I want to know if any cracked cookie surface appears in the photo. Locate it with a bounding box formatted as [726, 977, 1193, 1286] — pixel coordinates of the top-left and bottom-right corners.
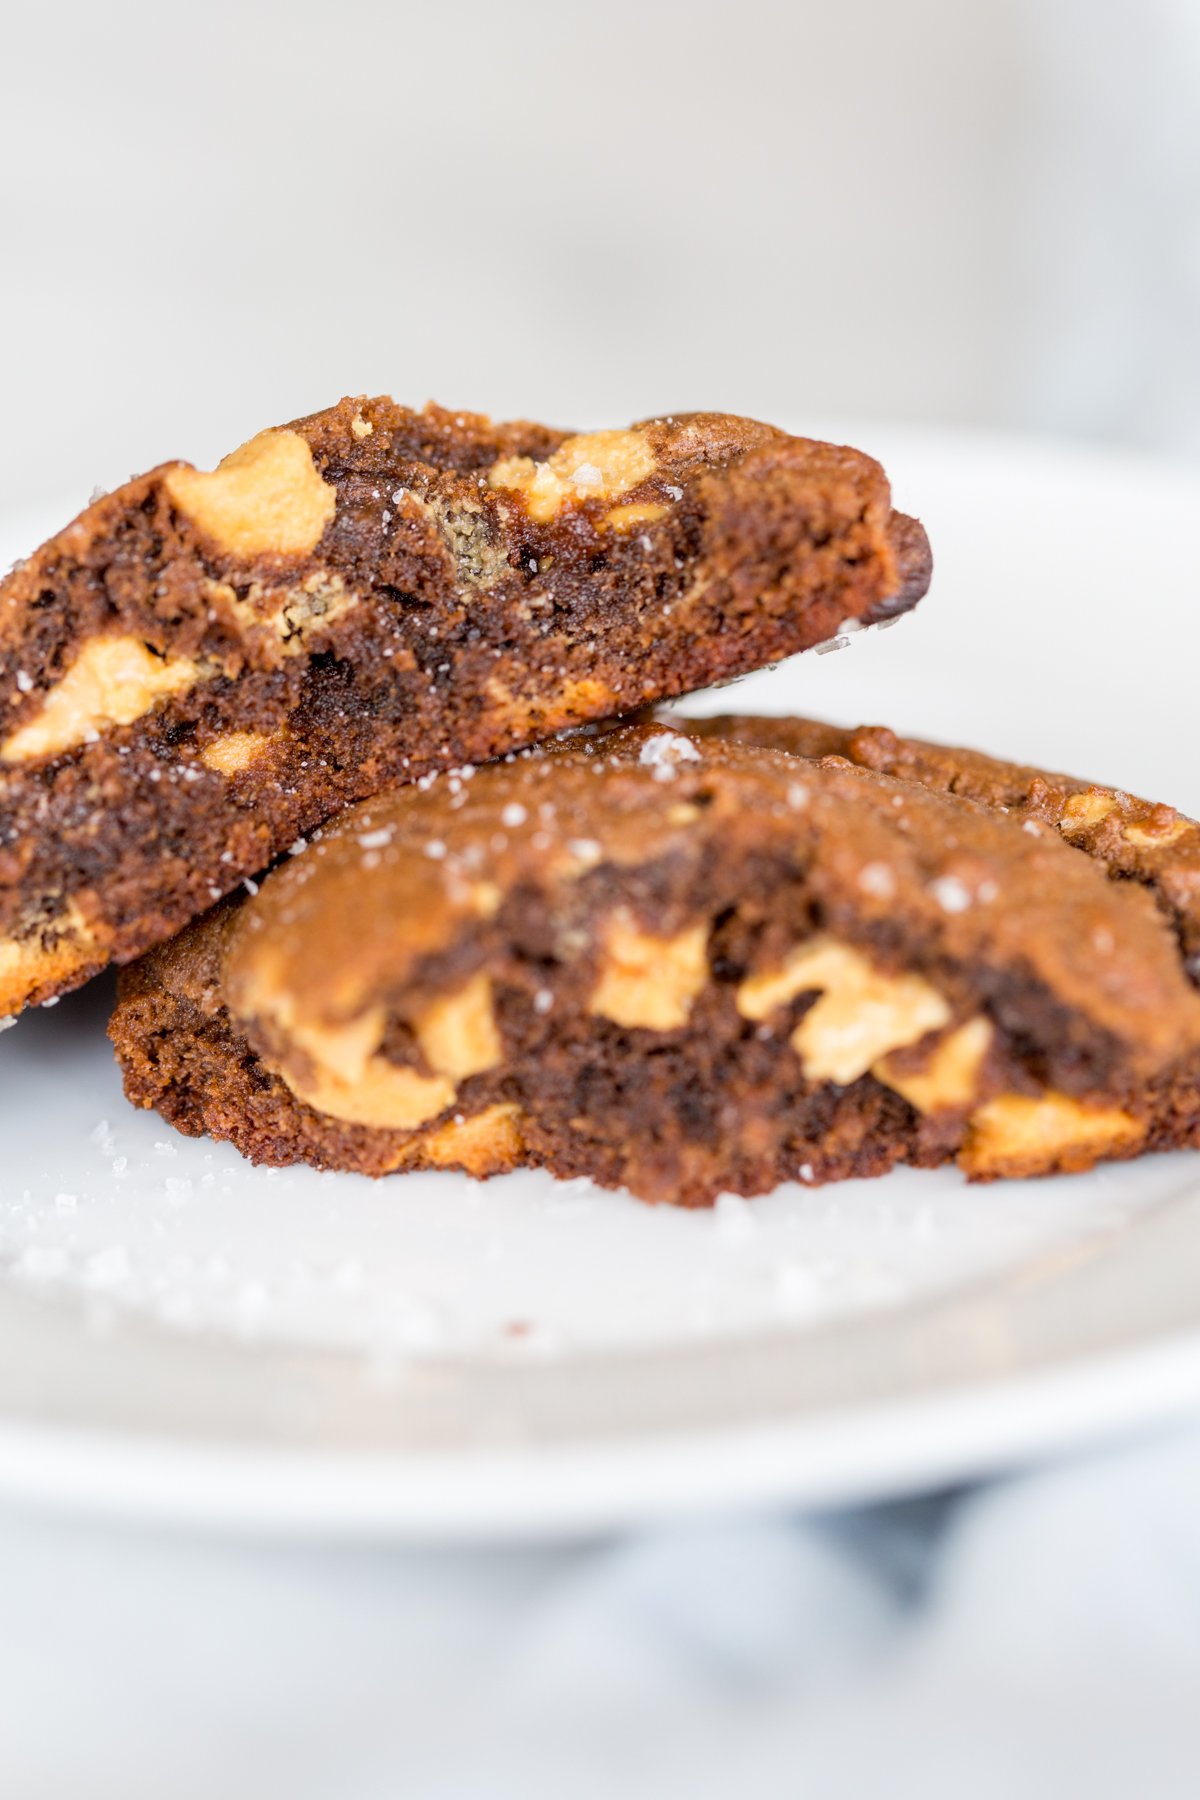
[672, 712, 1200, 974]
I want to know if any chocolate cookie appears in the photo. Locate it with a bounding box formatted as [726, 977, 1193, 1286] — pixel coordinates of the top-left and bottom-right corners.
[110, 723, 1200, 1205]
[0, 401, 929, 1018]
[672, 713, 1200, 974]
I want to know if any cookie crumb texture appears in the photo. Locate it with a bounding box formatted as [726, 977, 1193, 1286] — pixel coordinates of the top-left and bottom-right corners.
[0, 401, 930, 1016]
[110, 725, 1200, 1206]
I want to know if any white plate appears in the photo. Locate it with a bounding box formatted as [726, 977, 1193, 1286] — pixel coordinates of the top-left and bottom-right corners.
[3, 428, 1200, 1540]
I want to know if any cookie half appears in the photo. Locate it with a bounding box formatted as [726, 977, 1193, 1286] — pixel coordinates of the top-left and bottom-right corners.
[0, 402, 929, 1017]
[110, 724, 1200, 1204]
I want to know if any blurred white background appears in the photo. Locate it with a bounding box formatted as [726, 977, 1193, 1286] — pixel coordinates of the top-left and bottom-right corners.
[2, 0, 1197, 516]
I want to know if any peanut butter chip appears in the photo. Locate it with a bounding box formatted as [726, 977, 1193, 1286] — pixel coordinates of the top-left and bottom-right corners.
[0, 902, 99, 1014]
[1, 637, 199, 764]
[875, 1017, 993, 1113]
[604, 501, 669, 533]
[246, 1001, 452, 1131]
[1124, 816, 1191, 849]
[483, 674, 620, 733]
[960, 1092, 1144, 1177]
[271, 1006, 454, 1132]
[200, 730, 276, 775]
[392, 1103, 526, 1177]
[589, 911, 709, 1031]
[738, 938, 951, 1085]
[1059, 792, 1117, 833]
[413, 974, 502, 1080]
[285, 1056, 455, 1133]
[489, 430, 657, 523]
[737, 947, 827, 1022]
[164, 429, 336, 559]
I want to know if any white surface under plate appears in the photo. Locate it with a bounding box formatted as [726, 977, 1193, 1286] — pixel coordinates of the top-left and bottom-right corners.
[3, 427, 1200, 1539]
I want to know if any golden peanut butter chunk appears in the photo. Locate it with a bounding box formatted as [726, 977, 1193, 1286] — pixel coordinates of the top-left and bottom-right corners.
[413, 973, 503, 1081]
[164, 429, 337, 559]
[959, 1091, 1144, 1177]
[283, 1055, 455, 1132]
[390, 1103, 527, 1177]
[1124, 816, 1191, 849]
[1, 637, 199, 764]
[199, 730, 277, 775]
[271, 1006, 456, 1131]
[1058, 791, 1117, 833]
[738, 937, 950, 1085]
[0, 902, 102, 1015]
[250, 976, 502, 1132]
[875, 1017, 994, 1114]
[482, 674, 622, 734]
[604, 501, 669, 532]
[588, 911, 709, 1031]
[737, 946, 828, 1022]
[489, 430, 656, 523]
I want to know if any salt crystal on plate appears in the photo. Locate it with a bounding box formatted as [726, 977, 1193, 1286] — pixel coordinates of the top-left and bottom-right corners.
[88, 1119, 116, 1152]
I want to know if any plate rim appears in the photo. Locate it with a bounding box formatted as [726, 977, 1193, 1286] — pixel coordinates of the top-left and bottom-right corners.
[2, 1165, 1200, 1537]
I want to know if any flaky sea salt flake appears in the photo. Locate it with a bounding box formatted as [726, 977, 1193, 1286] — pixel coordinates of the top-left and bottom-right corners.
[88, 1119, 116, 1152]
[858, 862, 896, 899]
[931, 875, 972, 914]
